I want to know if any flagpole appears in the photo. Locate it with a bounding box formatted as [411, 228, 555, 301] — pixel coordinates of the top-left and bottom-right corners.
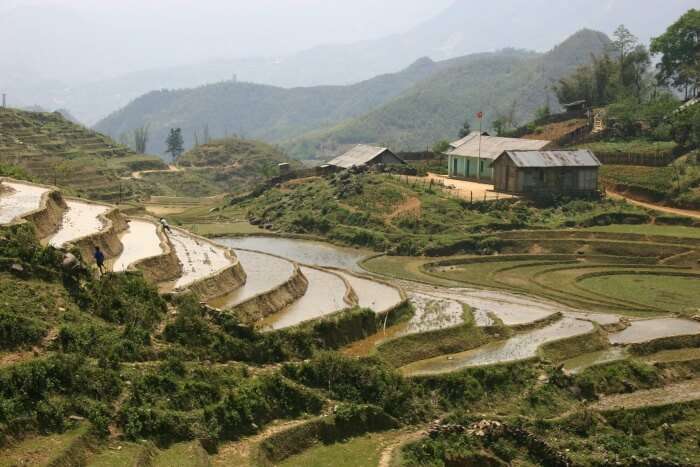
[477, 112, 483, 181]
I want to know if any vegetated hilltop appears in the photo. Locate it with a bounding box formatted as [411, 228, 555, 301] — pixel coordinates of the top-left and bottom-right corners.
[286, 29, 611, 159]
[242, 171, 648, 255]
[94, 30, 609, 159]
[94, 56, 448, 156]
[0, 107, 166, 202]
[138, 137, 300, 197]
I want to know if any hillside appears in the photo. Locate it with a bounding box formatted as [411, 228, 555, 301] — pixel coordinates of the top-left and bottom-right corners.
[136, 137, 300, 197]
[94, 57, 450, 156]
[287, 29, 611, 158]
[0, 107, 166, 202]
[96, 30, 609, 159]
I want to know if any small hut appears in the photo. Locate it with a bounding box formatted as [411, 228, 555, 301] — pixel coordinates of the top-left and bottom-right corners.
[493, 150, 601, 194]
[327, 145, 405, 169]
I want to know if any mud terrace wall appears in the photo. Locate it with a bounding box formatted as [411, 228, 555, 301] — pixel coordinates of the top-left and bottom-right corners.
[169, 229, 248, 302]
[128, 219, 183, 284]
[24, 190, 67, 239]
[230, 264, 308, 324]
[68, 203, 128, 262]
[0, 177, 67, 237]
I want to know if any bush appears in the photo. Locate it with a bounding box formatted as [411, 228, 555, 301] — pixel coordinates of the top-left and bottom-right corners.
[0, 311, 47, 350]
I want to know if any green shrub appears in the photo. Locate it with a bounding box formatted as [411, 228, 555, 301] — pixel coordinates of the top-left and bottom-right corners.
[0, 311, 47, 350]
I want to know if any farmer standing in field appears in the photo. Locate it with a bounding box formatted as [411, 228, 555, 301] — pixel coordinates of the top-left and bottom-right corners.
[93, 245, 106, 276]
[160, 217, 173, 234]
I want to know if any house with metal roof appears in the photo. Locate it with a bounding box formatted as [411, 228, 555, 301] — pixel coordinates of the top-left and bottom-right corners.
[446, 135, 551, 181]
[492, 149, 601, 194]
[327, 144, 405, 169]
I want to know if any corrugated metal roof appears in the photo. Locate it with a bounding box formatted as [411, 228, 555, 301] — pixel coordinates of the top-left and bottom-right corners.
[502, 150, 601, 168]
[328, 144, 395, 169]
[448, 135, 551, 160]
[449, 131, 489, 149]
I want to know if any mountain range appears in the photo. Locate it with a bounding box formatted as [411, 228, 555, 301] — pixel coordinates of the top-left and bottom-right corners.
[95, 29, 611, 159]
[1, 0, 693, 124]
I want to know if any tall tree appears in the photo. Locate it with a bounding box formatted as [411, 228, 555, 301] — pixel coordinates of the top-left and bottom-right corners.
[132, 124, 150, 154]
[165, 128, 184, 160]
[611, 25, 638, 77]
[651, 9, 700, 99]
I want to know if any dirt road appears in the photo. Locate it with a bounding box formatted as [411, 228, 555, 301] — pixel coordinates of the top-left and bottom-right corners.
[607, 190, 700, 220]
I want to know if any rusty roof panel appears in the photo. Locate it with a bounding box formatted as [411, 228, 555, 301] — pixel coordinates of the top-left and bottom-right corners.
[503, 150, 601, 168]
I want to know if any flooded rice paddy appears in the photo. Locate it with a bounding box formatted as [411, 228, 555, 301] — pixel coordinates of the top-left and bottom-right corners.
[170, 229, 233, 290]
[216, 236, 371, 272]
[401, 317, 594, 375]
[400, 293, 469, 336]
[48, 200, 108, 248]
[259, 267, 349, 330]
[113, 220, 164, 272]
[0, 181, 49, 224]
[210, 250, 294, 309]
[562, 347, 629, 374]
[609, 318, 700, 345]
[336, 271, 403, 312]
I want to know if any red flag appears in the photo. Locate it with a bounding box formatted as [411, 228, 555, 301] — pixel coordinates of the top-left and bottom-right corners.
[476, 111, 483, 119]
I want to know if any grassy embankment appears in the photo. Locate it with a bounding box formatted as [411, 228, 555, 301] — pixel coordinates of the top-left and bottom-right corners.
[238, 172, 653, 255]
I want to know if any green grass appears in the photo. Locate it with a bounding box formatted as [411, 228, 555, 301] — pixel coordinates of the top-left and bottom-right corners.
[277, 431, 396, 467]
[578, 139, 678, 156]
[585, 224, 700, 238]
[87, 442, 151, 467]
[153, 442, 209, 467]
[0, 424, 89, 467]
[578, 273, 700, 316]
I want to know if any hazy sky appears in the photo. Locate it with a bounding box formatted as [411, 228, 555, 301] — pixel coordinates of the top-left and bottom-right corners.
[0, 0, 695, 86]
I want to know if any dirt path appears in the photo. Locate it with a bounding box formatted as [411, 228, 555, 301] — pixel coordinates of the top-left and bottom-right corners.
[591, 378, 700, 411]
[607, 190, 700, 220]
[131, 164, 181, 179]
[377, 429, 426, 467]
[387, 197, 421, 220]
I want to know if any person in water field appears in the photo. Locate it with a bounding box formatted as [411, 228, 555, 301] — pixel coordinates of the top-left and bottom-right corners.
[94, 245, 106, 275]
[160, 217, 173, 234]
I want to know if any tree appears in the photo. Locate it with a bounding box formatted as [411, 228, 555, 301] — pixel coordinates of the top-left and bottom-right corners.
[458, 118, 471, 138]
[491, 117, 506, 136]
[535, 105, 551, 121]
[165, 128, 184, 160]
[132, 124, 150, 154]
[611, 25, 638, 78]
[432, 140, 451, 154]
[651, 9, 700, 99]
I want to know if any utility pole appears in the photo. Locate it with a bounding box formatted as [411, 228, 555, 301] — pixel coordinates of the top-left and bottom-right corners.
[1, 93, 6, 108]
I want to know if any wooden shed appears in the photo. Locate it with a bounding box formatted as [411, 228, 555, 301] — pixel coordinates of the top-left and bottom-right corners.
[493, 150, 601, 195]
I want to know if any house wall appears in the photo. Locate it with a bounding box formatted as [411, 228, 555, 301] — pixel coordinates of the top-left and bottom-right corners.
[448, 155, 493, 180]
[493, 158, 599, 194]
[374, 151, 405, 165]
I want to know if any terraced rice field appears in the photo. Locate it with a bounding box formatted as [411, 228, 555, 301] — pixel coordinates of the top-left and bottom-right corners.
[609, 318, 700, 344]
[48, 199, 108, 248]
[209, 250, 294, 309]
[260, 266, 349, 329]
[336, 271, 403, 313]
[169, 229, 233, 290]
[401, 317, 595, 375]
[0, 181, 49, 224]
[218, 236, 371, 272]
[112, 219, 164, 272]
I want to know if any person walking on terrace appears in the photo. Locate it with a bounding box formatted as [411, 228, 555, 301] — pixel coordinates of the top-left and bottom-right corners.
[93, 245, 106, 276]
[160, 217, 173, 234]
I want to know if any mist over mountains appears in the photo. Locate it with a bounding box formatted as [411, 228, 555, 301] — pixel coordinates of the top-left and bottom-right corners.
[96, 30, 610, 158]
[1, 0, 695, 124]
